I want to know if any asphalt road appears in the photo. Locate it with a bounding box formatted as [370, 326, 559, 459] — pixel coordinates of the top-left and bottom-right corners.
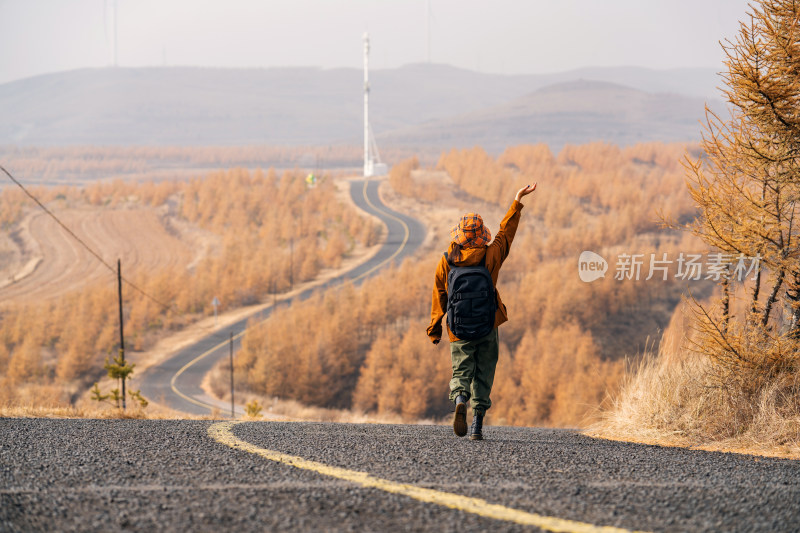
[1, 419, 798, 532]
[138, 178, 425, 416]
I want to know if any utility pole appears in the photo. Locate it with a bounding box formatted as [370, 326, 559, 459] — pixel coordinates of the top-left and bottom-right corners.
[117, 259, 126, 410]
[229, 332, 234, 419]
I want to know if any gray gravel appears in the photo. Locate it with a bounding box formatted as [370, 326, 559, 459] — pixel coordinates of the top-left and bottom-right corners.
[1, 418, 799, 532]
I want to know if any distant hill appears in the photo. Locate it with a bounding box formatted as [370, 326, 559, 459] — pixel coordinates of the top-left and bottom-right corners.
[381, 79, 715, 153]
[0, 65, 723, 151]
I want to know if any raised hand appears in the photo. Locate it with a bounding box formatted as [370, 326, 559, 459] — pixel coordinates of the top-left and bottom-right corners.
[515, 183, 537, 202]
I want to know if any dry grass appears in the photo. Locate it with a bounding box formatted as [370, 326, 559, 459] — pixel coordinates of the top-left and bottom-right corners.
[0, 397, 443, 426]
[240, 394, 430, 425]
[0, 402, 217, 420]
[588, 342, 800, 460]
[0, 382, 216, 420]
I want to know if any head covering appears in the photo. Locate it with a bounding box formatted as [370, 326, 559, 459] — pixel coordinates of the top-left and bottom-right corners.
[450, 213, 491, 248]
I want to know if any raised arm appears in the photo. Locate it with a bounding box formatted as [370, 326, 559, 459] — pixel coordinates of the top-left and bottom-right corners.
[489, 183, 538, 264]
[515, 183, 537, 203]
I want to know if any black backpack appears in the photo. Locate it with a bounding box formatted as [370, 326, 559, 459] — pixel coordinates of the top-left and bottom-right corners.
[445, 251, 497, 340]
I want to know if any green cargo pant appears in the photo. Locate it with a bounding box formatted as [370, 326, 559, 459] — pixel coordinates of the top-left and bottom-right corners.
[448, 328, 499, 415]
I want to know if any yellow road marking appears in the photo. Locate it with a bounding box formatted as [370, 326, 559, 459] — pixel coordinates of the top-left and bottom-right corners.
[208, 421, 646, 533]
[349, 178, 411, 283]
[170, 179, 413, 411]
[170, 333, 245, 411]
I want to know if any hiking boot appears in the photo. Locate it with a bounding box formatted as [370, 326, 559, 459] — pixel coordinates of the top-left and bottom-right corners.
[453, 394, 468, 437]
[469, 412, 484, 441]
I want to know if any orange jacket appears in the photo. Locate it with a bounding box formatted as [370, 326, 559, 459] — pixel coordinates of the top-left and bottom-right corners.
[427, 199, 524, 343]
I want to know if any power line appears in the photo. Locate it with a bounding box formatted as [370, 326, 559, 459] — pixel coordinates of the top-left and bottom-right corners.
[0, 164, 173, 311]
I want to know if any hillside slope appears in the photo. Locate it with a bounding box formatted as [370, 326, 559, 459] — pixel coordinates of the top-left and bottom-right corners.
[381, 79, 712, 152]
[0, 65, 720, 150]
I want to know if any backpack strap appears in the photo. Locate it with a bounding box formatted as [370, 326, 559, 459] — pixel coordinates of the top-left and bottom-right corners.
[443, 251, 453, 267]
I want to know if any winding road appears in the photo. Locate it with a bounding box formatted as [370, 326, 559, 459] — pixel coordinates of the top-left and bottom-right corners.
[138, 178, 425, 416]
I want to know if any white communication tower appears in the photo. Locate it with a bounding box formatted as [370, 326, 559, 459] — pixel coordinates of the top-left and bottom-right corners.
[363, 33, 387, 178]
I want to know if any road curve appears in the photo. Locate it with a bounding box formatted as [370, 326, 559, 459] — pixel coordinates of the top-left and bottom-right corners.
[1, 419, 798, 532]
[138, 179, 425, 415]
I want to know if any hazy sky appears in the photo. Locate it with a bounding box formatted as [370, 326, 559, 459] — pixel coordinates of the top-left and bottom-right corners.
[0, 0, 752, 85]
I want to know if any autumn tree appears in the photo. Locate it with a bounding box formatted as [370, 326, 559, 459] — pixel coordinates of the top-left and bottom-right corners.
[684, 0, 800, 405]
[0, 165, 372, 407]
[388, 156, 419, 197]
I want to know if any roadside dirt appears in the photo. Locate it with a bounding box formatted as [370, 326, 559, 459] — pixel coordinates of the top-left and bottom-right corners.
[584, 431, 800, 461]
